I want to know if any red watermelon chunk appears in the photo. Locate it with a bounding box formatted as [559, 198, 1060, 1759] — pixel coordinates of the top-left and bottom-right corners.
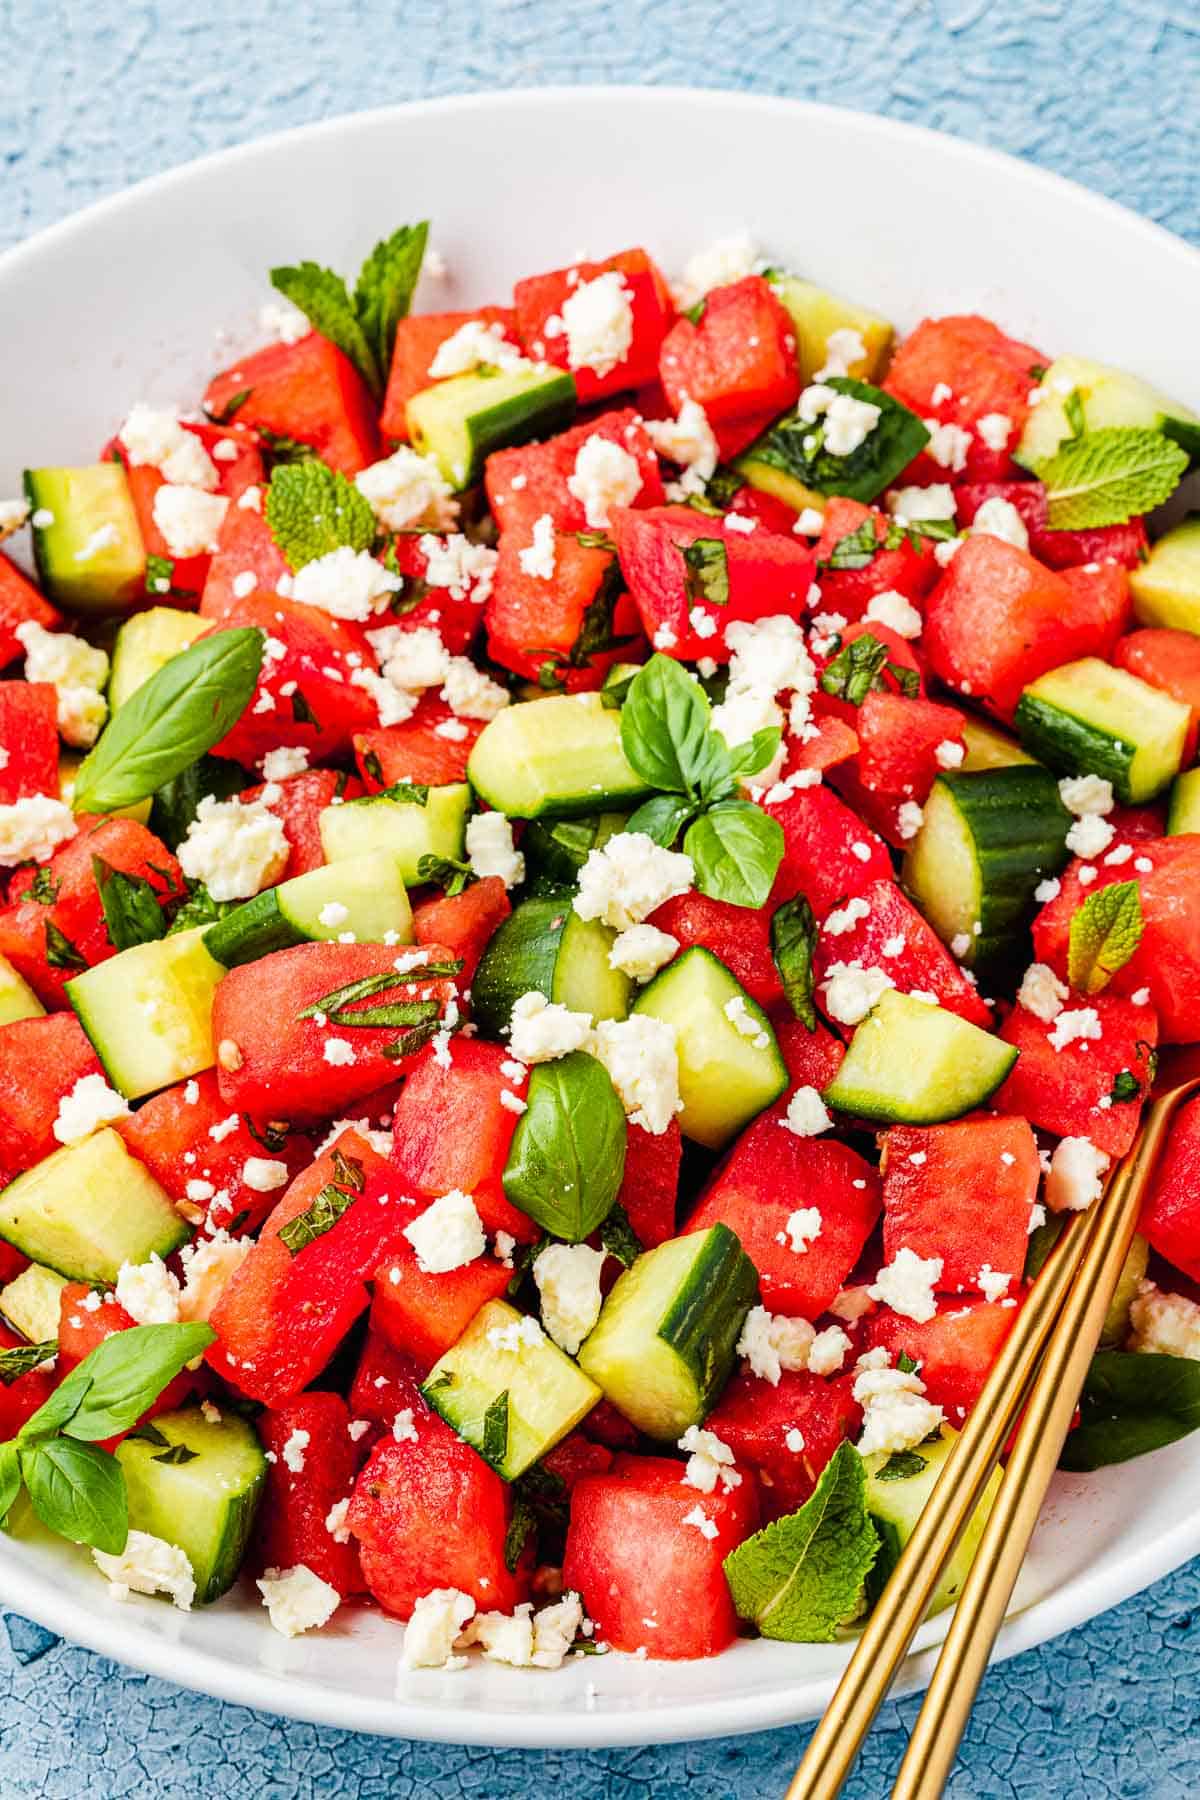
[486, 530, 639, 688]
[348, 1328, 426, 1434]
[993, 991, 1158, 1157]
[615, 1119, 681, 1251]
[852, 691, 967, 839]
[647, 888, 778, 1008]
[381, 306, 519, 442]
[354, 700, 484, 791]
[411, 878, 511, 990]
[253, 1390, 366, 1596]
[0, 682, 58, 804]
[881, 1117, 1040, 1295]
[954, 481, 1048, 535]
[204, 332, 379, 476]
[0, 1014, 104, 1177]
[769, 1010, 847, 1094]
[0, 1320, 58, 1438]
[513, 247, 675, 405]
[812, 498, 939, 622]
[659, 276, 799, 432]
[703, 1368, 862, 1519]
[485, 407, 665, 540]
[1113, 631, 1200, 764]
[812, 878, 992, 1030]
[1030, 517, 1149, 572]
[765, 779, 892, 920]
[0, 553, 60, 671]
[864, 1296, 1021, 1421]
[884, 315, 1044, 442]
[1140, 1094, 1200, 1283]
[372, 1218, 512, 1371]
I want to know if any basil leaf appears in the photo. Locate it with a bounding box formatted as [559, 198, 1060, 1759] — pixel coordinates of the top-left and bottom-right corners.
[624, 793, 700, 848]
[353, 222, 429, 397]
[20, 1437, 127, 1554]
[727, 727, 782, 783]
[152, 1443, 199, 1466]
[1059, 1351, 1200, 1471]
[44, 922, 86, 971]
[502, 1051, 628, 1241]
[56, 1323, 215, 1443]
[0, 1341, 57, 1386]
[278, 1182, 359, 1254]
[503, 1491, 537, 1571]
[168, 880, 240, 936]
[481, 1390, 510, 1469]
[150, 753, 254, 850]
[416, 853, 476, 897]
[599, 1201, 642, 1269]
[374, 780, 430, 808]
[379, 1021, 441, 1061]
[771, 895, 818, 1031]
[746, 378, 929, 505]
[684, 801, 784, 910]
[620, 653, 731, 801]
[820, 633, 892, 706]
[92, 857, 168, 952]
[72, 629, 265, 814]
[0, 1440, 20, 1526]
[680, 538, 730, 608]
[28, 866, 60, 905]
[1068, 880, 1144, 994]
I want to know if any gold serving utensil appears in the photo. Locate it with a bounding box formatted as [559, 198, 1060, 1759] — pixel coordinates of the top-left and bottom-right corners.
[786, 1042, 1200, 1800]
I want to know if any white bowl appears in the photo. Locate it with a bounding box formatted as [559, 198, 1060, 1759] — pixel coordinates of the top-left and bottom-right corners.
[1, 86, 1199, 1749]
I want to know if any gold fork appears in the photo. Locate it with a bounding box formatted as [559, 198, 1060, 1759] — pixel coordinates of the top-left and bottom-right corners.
[785, 1043, 1200, 1800]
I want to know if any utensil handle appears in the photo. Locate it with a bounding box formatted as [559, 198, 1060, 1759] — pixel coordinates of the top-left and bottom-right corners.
[891, 1096, 1183, 1800]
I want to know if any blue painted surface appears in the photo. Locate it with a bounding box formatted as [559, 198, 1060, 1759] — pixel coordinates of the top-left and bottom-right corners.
[2, 1, 1198, 1792]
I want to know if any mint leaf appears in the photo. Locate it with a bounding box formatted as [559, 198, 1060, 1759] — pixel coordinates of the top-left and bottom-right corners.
[72, 630, 265, 814]
[269, 260, 377, 393]
[297, 970, 441, 1029]
[502, 1051, 628, 1241]
[620, 653, 732, 802]
[723, 1441, 880, 1641]
[1067, 879, 1144, 994]
[745, 378, 929, 505]
[278, 1181, 359, 1255]
[819, 516, 878, 571]
[875, 1448, 929, 1482]
[417, 852, 477, 896]
[20, 1437, 127, 1554]
[265, 461, 377, 572]
[680, 538, 730, 608]
[1059, 1351, 1200, 1471]
[92, 857, 167, 952]
[353, 223, 429, 397]
[1037, 428, 1188, 529]
[771, 894, 818, 1031]
[684, 800, 784, 909]
[0, 1341, 57, 1386]
[820, 633, 917, 706]
[1109, 1069, 1142, 1104]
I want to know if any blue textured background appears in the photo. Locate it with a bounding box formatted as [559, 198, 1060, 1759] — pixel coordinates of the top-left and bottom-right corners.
[3, 1, 1199, 1793]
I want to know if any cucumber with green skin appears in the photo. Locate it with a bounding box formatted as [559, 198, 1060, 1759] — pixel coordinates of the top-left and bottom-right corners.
[902, 766, 1072, 968]
[468, 693, 653, 820]
[0, 953, 43, 1025]
[109, 608, 208, 709]
[863, 1427, 1002, 1617]
[203, 851, 413, 968]
[0, 1263, 67, 1344]
[1015, 354, 1200, 469]
[421, 1299, 600, 1481]
[318, 782, 471, 882]
[1168, 767, 1200, 836]
[24, 464, 145, 613]
[0, 1128, 188, 1282]
[1130, 517, 1200, 633]
[578, 1224, 758, 1440]
[471, 895, 630, 1038]
[522, 811, 627, 895]
[959, 717, 1037, 774]
[822, 989, 1017, 1126]
[116, 1406, 268, 1604]
[408, 364, 577, 490]
[1014, 657, 1189, 803]
[67, 926, 225, 1100]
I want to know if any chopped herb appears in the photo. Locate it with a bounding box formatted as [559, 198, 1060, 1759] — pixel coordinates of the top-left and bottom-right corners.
[245, 1117, 289, 1154]
[298, 971, 442, 1031]
[168, 879, 239, 935]
[331, 1148, 366, 1193]
[206, 388, 252, 425]
[1109, 1070, 1142, 1104]
[599, 1201, 642, 1269]
[92, 856, 167, 953]
[481, 1390, 510, 1469]
[680, 537, 730, 608]
[144, 554, 177, 596]
[0, 1341, 56, 1386]
[44, 921, 86, 971]
[28, 866, 60, 905]
[152, 1443, 199, 1466]
[416, 852, 477, 897]
[875, 1449, 929, 1482]
[290, 689, 319, 728]
[278, 1180, 359, 1254]
[375, 780, 430, 808]
[361, 749, 384, 786]
[897, 1352, 919, 1375]
[574, 530, 616, 552]
[820, 633, 918, 706]
[819, 517, 877, 571]
[1063, 389, 1086, 442]
[771, 894, 819, 1031]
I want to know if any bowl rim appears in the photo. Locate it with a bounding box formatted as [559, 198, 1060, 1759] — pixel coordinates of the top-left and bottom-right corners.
[2, 83, 1198, 1748]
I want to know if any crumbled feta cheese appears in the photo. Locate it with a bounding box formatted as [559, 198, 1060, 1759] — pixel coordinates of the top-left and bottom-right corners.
[462, 1605, 537, 1665]
[674, 232, 758, 310]
[608, 923, 679, 983]
[392, 1408, 419, 1444]
[317, 900, 350, 929]
[784, 1426, 806, 1453]
[588, 1015, 682, 1135]
[401, 1587, 477, 1670]
[868, 1247, 942, 1323]
[723, 512, 756, 535]
[368, 622, 449, 693]
[1128, 1279, 1200, 1359]
[257, 1564, 340, 1638]
[93, 1530, 195, 1610]
[1131, 987, 1151, 1006]
[781, 1086, 833, 1137]
[429, 318, 525, 378]
[242, 1156, 290, 1193]
[529, 1591, 584, 1668]
[976, 412, 1012, 452]
[417, 533, 498, 603]
[1047, 1006, 1103, 1052]
[177, 791, 289, 901]
[887, 484, 956, 525]
[0, 497, 30, 536]
[644, 398, 719, 498]
[259, 300, 309, 346]
[935, 740, 965, 772]
[17, 621, 110, 748]
[864, 589, 922, 640]
[1034, 876, 1062, 904]
[0, 794, 77, 868]
[440, 656, 510, 720]
[1018, 962, 1069, 1023]
[1066, 813, 1116, 859]
[652, 623, 678, 650]
[808, 1326, 853, 1375]
[794, 506, 826, 537]
[115, 1253, 182, 1325]
[814, 328, 867, 381]
[260, 744, 310, 782]
[356, 446, 457, 532]
[779, 1206, 823, 1254]
[178, 1229, 253, 1323]
[282, 1427, 310, 1474]
[976, 1265, 1012, 1304]
[854, 1362, 944, 1457]
[508, 990, 593, 1064]
[1045, 1136, 1109, 1212]
[518, 513, 557, 580]
[574, 832, 693, 932]
[679, 1425, 742, 1495]
[486, 1314, 545, 1354]
[1059, 774, 1115, 818]
[465, 810, 525, 888]
[736, 1305, 816, 1384]
[824, 895, 872, 937]
[681, 1505, 719, 1541]
[970, 497, 1028, 552]
[567, 434, 643, 528]
[119, 405, 219, 489]
[533, 1243, 606, 1355]
[402, 1189, 486, 1274]
[798, 384, 880, 457]
[923, 420, 972, 473]
[895, 802, 925, 841]
[53, 1073, 129, 1144]
[325, 1497, 351, 1543]
[290, 546, 402, 622]
[322, 1038, 356, 1067]
[152, 484, 228, 558]
[560, 271, 634, 378]
[820, 961, 895, 1026]
[713, 613, 819, 747]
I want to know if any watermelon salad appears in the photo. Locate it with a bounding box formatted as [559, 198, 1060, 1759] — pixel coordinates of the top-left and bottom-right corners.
[0, 223, 1199, 1670]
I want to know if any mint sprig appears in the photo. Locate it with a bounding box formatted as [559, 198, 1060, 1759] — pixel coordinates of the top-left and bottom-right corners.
[271, 222, 429, 398]
[1036, 427, 1187, 530]
[1067, 879, 1143, 994]
[265, 461, 378, 572]
[723, 1441, 880, 1642]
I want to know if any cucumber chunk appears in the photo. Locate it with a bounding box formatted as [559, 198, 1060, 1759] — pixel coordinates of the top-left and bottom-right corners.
[108, 607, 208, 710]
[422, 1298, 600, 1480]
[116, 1406, 267, 1604]
[1015, 354, 1200, 468]
[408, 365, 577, 490]
[765, 272, 893, 386]
[0, 1128, 188, 1282]
[735, 378, 928, 510]
[203, 851, 413, 968]
[864, 1426, 1001, 1617]
[1168, 768, 1200, 836]
[67, 926, 225, 1099]
[578, 1224, 758, 1440]
[1130, 517, 1200, 634]
[902, 767, 1071, 968]
[1014, 657, 1189, 804]
[318, 782, 470, 882]
[468, 693, 652, 820]
[24, 465, 145, 613]
[471, 896, 630, 1037]
[959, 718, 1037, 773]
[631, 947, 787, 1148]
[0, 1263, 68, 1343]
[823, 990, 1017, 1125]
[0, 953, 44, 1025]
[522, 810, 627, 895]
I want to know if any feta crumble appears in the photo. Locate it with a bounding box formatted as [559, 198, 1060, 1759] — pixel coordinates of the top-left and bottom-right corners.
[736, 1305, 816, 1384]
[115, 1253, 182, 1325]
[257, 1565, 341, 1638]
[53, 1074, 129, 1144]
[588, 1014, 682, 1136]
[401, 1587, 477, 1670]
[643, 398, 719, 498]
[608, 923, 679, 983]
[674, 232, 758, 310]
[560, 271, 634, 378]
[17, 620, 110, 748]
[681, 1505, 719, 1541]
[779, 1206, 823, 1254]
[508, 991, 593, 1064]
[819, 961, 895, 1026]
[282, 1427, 310, 1474]
[402, 1189, 486, 1274]
[679, 1425, 742, 1495]
[1045, 1136, 1109, 1212]
[1128, 1280, 1200, 1360]
[356, 446, 457, 532]
[573, 832, 693, 932]
[260, 744, 310, 782]
[93, 1531, 195, 1610]
[428, 318, 525, 378]
[178, 1230, 253, 1323]
[533, 1242, 606, 1355]
[971, 497, 1029, 552]
[152, 484, 228, 558]
[1018, 962, 1069, 1023]
[518, 513, 557, 580]
[864, 589, 922, 640]
[119, 405, 219, 489]
[1066, 813, 1116, 859]
[0, 792, 78, 868]
[867, 1247, 942, 1323]
[177, 792, 289, 901]
[1047, 1007, 1103, 1052]
[290, 546, 402, 622]
[465, 810, 525, 888]
[781, 1086, 833, 1137]
[854, 1361, 945, 1457]
[567, 434, 643, 527]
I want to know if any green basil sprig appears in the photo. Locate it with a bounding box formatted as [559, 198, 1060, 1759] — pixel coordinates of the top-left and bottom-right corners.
[1059, 1351, 1200, 1471]
[72, 629, 264, 815]
[1, 1322, 215, 1553]
[618, 653, 784, 908]
[502, 1052, 627, 1241]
